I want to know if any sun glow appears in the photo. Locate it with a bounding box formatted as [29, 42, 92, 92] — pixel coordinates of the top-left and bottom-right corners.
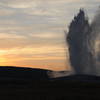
[0, 50, 7, 54]
[0, 56, 7, 66]
[0, 46, 69, 71]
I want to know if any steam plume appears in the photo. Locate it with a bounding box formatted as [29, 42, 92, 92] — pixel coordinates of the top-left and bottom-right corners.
[90, 8, 100, 75]
[67, 8, 100, 75]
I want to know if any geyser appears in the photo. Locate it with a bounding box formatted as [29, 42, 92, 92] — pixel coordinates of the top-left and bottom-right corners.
[67, 9, 100, 75]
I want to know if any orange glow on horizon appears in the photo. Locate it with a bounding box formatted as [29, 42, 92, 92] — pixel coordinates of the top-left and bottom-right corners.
[0, 46, 70, 71]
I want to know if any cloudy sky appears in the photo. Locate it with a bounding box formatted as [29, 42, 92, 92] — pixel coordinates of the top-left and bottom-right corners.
[0, 0, 99, 71]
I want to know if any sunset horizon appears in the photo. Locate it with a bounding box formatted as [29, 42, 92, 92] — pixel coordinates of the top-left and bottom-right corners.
[0, 0, 99, 71]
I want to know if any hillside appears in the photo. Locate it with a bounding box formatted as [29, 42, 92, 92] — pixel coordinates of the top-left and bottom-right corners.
[0, 66, 51, 81]
[0, 66, 99, 100]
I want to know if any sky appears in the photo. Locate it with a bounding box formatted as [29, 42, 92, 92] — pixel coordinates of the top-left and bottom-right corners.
[0, 0, 99, 71]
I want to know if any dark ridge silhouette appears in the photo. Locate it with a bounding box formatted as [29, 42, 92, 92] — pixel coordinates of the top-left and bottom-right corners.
[67, 9, 96, 75]
[0, 66, 100, 100]
[0, 66, 51, 81]
[52, 74, 100, 82]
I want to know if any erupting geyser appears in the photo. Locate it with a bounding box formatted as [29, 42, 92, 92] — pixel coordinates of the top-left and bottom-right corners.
[67, 8, 100, 75]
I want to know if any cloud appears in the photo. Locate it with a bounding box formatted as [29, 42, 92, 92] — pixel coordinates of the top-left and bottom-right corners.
[0, 8, 14, 16]
[0, 35, 65, 50]
[0, 0, 39, 8]
[0, 33, 25, 39]
[30, 32, 64, 39]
